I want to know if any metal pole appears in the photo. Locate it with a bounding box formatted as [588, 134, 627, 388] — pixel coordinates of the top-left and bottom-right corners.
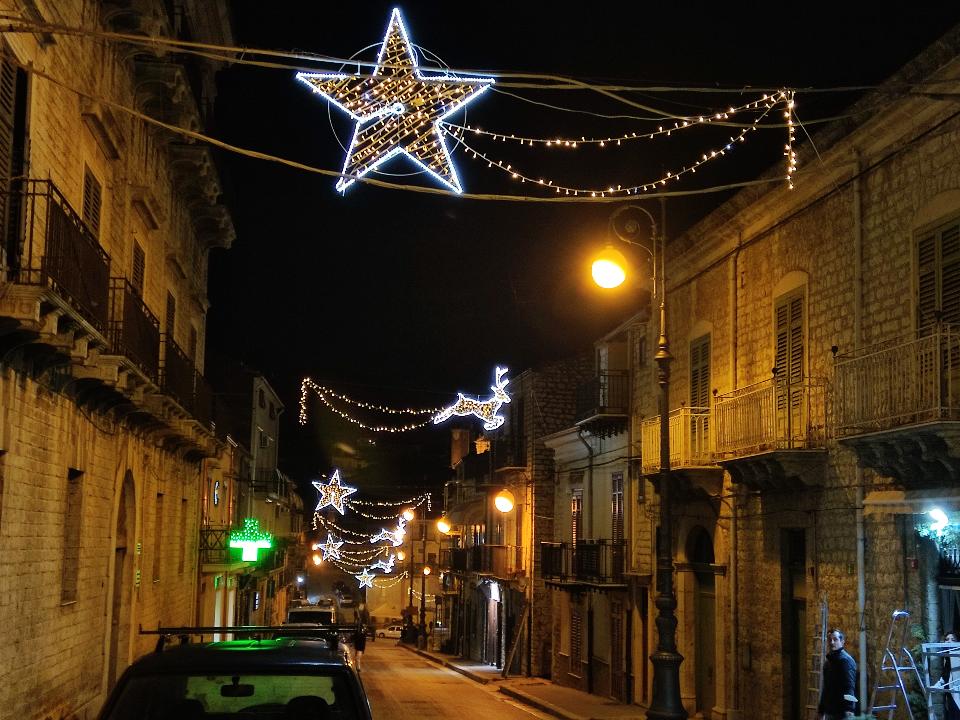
[647, 199, 686, 720]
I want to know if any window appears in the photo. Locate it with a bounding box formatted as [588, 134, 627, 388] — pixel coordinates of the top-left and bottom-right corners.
[571, 486, 583, 544]
[918, 218, 960, 328]
[632, 329, 647, 368]
[269, 402, 275, 420]
[61, 469, 83, 603]
[0, 48, 28, 272]
[611, 472, 624, 543]
[258, 388, 265, 408]
[570, 600, 583, 667]
[259, 430, 268, 449]
[775, 290, 805, 385]
[165, 292, 176, 338]
[131, 241, 145, 295]
[153, 493, 164, 582]
[690, 334, 711, 409]
[82, 166, 102, 238]
[178, 498, 187, 574]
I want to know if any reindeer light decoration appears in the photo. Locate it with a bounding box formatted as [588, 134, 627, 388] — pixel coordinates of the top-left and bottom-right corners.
[433, 366, 511, 430]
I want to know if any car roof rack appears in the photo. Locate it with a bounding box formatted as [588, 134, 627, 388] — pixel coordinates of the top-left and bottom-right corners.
[139, 624, 361, 653]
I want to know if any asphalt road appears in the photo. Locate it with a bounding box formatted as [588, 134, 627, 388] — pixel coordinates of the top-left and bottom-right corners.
[360, 642, 551, 720]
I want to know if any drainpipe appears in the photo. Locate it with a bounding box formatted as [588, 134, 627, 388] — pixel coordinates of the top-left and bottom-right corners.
[577, 429, 594, 540]
[729, 235, 742, 720]
[853, 151, 868, 708]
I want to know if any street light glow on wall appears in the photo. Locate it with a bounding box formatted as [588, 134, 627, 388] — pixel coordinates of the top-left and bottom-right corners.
[494, 489, 515, 513]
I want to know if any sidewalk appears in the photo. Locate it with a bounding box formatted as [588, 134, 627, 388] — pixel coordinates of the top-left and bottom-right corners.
[400, 644, 647, 720]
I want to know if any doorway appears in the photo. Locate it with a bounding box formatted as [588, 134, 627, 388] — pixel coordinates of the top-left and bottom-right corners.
[688, 526, 716, 719]
[107, 473, 135, 690]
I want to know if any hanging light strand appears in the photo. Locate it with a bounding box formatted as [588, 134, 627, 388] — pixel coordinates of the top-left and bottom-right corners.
[348, 493, 432, 509]
[346, 493, 430, 520]
[374, 572, 409, 588]
[785, 91, 797, 189]
[440, 92, 785, 148]
[447, 95, 783, 197]
[300, 379, 437, 432]
[301, 378, 443, 416]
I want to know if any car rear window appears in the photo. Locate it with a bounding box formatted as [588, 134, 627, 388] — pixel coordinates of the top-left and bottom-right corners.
[287, 609, 334, 624]
[104, 671, 360, 718]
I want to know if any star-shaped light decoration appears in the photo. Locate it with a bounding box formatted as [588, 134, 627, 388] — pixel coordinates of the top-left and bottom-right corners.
[319, 533, 344, 561]
[312, 469, 358, 515]
[355, 568, 376, 589]
[296, 8, 494, 194]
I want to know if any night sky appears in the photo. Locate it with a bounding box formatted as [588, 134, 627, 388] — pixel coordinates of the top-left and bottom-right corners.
[206, 3, 960, 492]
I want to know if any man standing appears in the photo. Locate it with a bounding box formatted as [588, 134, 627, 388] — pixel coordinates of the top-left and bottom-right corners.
[819, 628, 857, 720]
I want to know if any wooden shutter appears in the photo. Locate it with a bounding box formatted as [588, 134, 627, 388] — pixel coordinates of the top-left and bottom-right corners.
[165, 291, 176, 337]
[82, 167, 102, 238]
[775, 291, 804, 384]
[917, 220, 960, 329]
[0, 53, 17, 185]
[611, 472, 624, 543]
[570, 601, 583, 663]
[571, 486, 583, 544]
[132, 241, 145, 295]
[690, 334, 711, 408]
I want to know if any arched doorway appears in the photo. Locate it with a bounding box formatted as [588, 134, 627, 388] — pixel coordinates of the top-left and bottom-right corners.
[108, 472, 135, 689]
[687, 526, 716, 719]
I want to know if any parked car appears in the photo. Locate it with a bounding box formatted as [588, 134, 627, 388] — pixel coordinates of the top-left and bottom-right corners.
[377, 624, 403, 639]
[287, 606, 336, 625]
[97, 635, 372, 719]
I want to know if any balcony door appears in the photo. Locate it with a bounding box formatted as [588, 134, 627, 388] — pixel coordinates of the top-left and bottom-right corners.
[775, 290, 806, 445]
[690, 334, 711, 459]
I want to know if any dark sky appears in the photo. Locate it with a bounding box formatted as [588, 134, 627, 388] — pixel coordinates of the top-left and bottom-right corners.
[206, 3, 960, 487]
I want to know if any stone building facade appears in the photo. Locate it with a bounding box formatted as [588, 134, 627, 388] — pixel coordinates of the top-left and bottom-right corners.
[0, 2, 234, 717]
[618, 22, 960, 720]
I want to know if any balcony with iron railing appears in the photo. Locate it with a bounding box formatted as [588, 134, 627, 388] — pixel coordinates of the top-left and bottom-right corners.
[640, 406, 713, 474]
[540, 539, 626, 587]
[713, 376, 828, 490]
[199, 524, 252, 569]
[575, 370, 630, 436]
[108, 278, 160, 381]
[834, 327, 960, 487]
[3, 178, 111, 335]
[480, 544, 523, 578]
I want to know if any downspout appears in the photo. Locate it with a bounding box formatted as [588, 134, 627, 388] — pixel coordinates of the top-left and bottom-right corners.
[853, 150, 868, 709]
[729, 236, 741, 720]
[577, 428, 594, 688]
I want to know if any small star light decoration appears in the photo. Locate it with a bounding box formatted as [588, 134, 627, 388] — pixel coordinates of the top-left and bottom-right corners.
[355, 568, 376, 589]
[312, 469, 358, 515]
[295, 8, 494, 193]
[229, 518, 274, 562]
[319, 533, 344, 561]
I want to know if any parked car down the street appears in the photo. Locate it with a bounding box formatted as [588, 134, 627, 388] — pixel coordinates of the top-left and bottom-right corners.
[377, 624, 403, 639]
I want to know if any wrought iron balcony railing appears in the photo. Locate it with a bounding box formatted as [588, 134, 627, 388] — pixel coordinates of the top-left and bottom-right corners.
[199, 525, 230, 565]
[108, 278, 160, 381]
[714, 377, 827, 457]
[834, 328, 960, 437]
[4, 178, 110, 332]
[640, 406, 712, 473]
[194, 371, 213, 429]
[161, 334, 195, 411]
[480, 544, 523, 577]
[540, 539, 625, 584]
[575, 370, 630, 422]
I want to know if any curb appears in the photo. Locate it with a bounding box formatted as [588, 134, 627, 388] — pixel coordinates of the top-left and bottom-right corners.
[497, 685, 587, 720]
[398, 643, 494, 685]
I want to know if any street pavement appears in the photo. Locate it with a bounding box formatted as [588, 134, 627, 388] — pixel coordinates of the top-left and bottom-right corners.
[400, 644, 646, 720]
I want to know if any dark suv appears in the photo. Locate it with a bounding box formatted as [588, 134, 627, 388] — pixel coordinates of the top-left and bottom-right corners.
[97, 634, 371, 719]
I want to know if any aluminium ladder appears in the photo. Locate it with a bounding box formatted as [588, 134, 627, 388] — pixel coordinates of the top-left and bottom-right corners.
[869, 609, 926, 720]
[806, 596, 829, 720]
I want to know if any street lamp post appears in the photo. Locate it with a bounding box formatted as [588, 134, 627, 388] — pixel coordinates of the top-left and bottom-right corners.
[419, 565, 431, 649]
[598, 202, 685, 720]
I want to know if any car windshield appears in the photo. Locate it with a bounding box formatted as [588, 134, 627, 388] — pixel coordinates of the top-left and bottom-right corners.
[104, 671, 360, 718]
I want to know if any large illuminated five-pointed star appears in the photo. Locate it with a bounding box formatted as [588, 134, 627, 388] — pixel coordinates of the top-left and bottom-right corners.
[312, 469, 357, 515]
[355, 568, 376, 589]
[296, 8, 494, 193]
[319, 533, 344, 561]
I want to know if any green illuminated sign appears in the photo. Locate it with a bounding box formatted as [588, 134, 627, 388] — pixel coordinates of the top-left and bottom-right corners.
[229, 517, 273, 561]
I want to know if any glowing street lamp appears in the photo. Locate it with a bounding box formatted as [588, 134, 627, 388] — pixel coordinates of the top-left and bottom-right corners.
[436, 517, 452, 535]
[591, 245, 629, 289]
[494, 489, 515, 513]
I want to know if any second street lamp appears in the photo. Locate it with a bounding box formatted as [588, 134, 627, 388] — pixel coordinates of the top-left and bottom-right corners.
[593, 201, 685, 720]
[419, 565, 431, 649]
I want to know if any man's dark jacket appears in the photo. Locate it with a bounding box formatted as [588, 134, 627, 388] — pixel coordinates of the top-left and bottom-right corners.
[818, 648, 857, 717]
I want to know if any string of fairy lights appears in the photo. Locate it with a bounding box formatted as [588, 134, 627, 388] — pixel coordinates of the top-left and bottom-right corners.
[0, 12, 835, 201]
[300, 378, 441, 432]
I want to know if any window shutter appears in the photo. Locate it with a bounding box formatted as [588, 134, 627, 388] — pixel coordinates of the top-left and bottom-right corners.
[165, 291, 176, 337]
[132, 241, 145, 295]
[917, 220, 960, 329]
[571, 487, 582, 544]
[775, 291, 804, 382]
[82, 168, 102, 238]
[690, 334, 711, 408]
[941, 223, 960, 325]
[611, 472, 624, 543]
[0, 54, 17, 185]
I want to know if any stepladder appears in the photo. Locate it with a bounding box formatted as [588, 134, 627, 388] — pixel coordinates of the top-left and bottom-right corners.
[870, 609, 926, 720]
[807, 595, 829, 720]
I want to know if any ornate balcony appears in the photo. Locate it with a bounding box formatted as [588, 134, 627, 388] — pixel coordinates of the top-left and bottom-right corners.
[575, 370, 630, 437]
[834, 328, 960, 488]
[541, 539, 626, 589]
[108, 278, 160, 381]
[713, 377, 828, 491]
[641, 406, 720, 495]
